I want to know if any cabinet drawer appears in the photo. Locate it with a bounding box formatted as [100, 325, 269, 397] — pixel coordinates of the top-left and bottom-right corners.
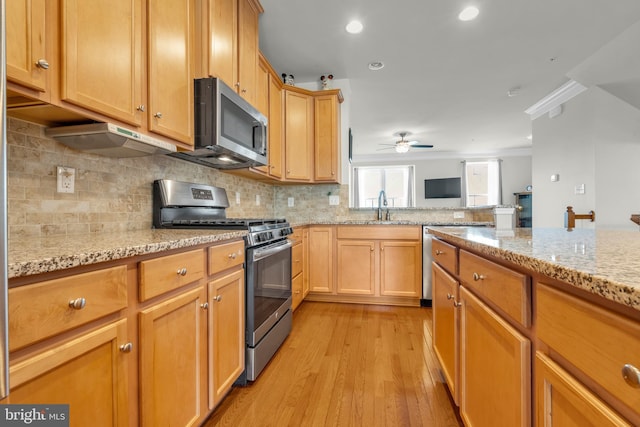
[537, 283, 640, 417]
[292, 242, 303, 278]
[208, 240, 244, 276]
[139, 249, 205, 301]
[459, 250, 531, 328]
[9, 265, 127, 351]
[432, 238, 458, 274]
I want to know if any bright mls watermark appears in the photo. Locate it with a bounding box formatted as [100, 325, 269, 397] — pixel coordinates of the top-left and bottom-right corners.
[0, 405, 69, 426]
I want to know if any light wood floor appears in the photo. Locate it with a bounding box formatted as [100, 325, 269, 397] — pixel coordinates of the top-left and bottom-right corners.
[203, 302, 462, 427]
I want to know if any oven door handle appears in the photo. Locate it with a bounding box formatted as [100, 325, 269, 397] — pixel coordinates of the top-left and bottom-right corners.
[252, 240, 292, 262]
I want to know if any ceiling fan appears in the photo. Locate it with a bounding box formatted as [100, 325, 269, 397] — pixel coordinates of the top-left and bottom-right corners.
[377, 132, 434, 153]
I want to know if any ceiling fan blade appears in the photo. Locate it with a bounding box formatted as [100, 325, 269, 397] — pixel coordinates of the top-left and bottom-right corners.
[407, 140, 421, 145]
[411, 144, 434, 148]
[376, 147, 394, 151]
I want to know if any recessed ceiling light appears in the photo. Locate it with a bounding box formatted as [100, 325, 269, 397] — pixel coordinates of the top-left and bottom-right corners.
[346, 20, 363, 34]
[368, 61, 384, 71]
[458, 6, 479, 21]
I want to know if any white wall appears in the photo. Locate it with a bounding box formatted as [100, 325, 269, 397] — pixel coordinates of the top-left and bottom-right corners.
[351, 155, 532, 208]
[532, 86, 640, 229]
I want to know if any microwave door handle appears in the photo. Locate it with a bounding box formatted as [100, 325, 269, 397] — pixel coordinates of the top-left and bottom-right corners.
[253, 120, 267, 153]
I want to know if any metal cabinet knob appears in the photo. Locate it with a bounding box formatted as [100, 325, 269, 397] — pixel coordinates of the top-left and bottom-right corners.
[446, 293, 454, 300]
[214, 295, 222, 302]
[137, 105, 146, 112]
[154, 112, 163, 118]
[177, 267, 187, 276]
[228, 253, 237, 260]
[69, 297, 86, 310]
[35, 59, 49, 69]
[241, 89, 247, 94]
[119, 342, 133, 353]
[295, 290, 301, 294]
[622, 364, 640, 388]
[200, 302, 209, 310]
[453, 301, 462, 308]
[435, 250, 444, 255]
[472, 272, 485, 281]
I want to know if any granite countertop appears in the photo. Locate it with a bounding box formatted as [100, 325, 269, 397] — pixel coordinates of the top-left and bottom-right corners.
[427, 226, 640, 312]
[8, 229, 246, 279]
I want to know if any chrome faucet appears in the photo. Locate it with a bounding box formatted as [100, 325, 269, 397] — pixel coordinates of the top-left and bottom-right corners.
[377, 190, 388, 221]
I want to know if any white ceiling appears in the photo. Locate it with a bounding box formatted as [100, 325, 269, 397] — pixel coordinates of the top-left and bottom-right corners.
[258, 0, 640, 161]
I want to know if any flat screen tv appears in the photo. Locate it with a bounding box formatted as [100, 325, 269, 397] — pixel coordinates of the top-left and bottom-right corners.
[425, 177, 461, 199]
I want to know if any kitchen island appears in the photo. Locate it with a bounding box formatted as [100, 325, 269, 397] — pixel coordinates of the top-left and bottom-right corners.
[427, 226, 640, 426]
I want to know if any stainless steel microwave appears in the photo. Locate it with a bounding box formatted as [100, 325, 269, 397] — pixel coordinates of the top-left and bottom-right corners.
[169, 77, 268, 169]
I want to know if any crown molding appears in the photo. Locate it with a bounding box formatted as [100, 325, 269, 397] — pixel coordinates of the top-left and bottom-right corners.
[525, 79, 587, 120]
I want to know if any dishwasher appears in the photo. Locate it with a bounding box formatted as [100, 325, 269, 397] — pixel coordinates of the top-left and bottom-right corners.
[422, 226, 434, 306]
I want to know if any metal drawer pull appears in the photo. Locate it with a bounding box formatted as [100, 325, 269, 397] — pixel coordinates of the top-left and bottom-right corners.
[435, 250, 444, 255]
[119, 342, 133, 353]
[154, 112, 163, 118]
[228, 253, 237, 260]
[200, 302, 209, 310]
[214, 295, 222, 302]
[446, 293, 454, 300]
[622, 364, 640, 388]
[177, 267, 187, 276]
[472, 272, 485, 281]
[36, 59, 49, 69]
[69, 298, 86, 310]
[453, 301, 462, 308]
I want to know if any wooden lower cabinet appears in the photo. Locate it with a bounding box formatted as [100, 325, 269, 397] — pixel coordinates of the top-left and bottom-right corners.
[535, 352, 631, 427]
[208, 269, 245, 408]
[460, 286, 531, 427]
[432, 262, 459, 405]
[308, 226, 334, 293]
[380, 240, 421, 297]
[336, 239, 375, 295]
[139, 286, 208, 427]
[7, 319, 130, 427]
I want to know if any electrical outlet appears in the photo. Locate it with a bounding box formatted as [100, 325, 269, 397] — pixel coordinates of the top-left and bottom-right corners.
[235, 192, 241, 205]
[288, 197, 294, 207]
[57, 166, 75, 193]
[575, 184, 585, 195]
[255, 195, 261, 206]
[329, 195, 339, 206]
[453, 211, 465, 219]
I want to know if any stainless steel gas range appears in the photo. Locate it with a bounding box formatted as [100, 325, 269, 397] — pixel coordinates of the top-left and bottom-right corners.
[153, 179, 293, 384]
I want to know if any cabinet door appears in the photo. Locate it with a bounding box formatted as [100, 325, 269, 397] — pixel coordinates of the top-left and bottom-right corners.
[292, 273, 303, 311]
[139, 287, 207, 427]
[432, 262, 460, 405]
[535, 352, 631, 427]
[8, 320, 130, 427]
[314, 93, 340, 182]
[267, 74, 284, 178]
[60, 0, 143, 126]
[147, 0, 195, 144]
[237, 0, 260, 104]
[302, 228, 310, 297]
[207, 0, 237, 88]
[208, 270, 245, 409]
[6, 0, 49, 94]
[380, 241, 421, 297]
[336, 240, 375, 295]
[308, 227, 334, 293]
[460, 286, 531, 427]
[285, 90, 313, 181]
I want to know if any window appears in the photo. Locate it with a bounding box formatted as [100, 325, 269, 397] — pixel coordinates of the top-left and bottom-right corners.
[462, 159, 502, 206]
[352, 165, 415, 208]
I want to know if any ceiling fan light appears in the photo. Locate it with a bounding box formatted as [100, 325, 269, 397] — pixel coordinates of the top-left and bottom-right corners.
[395, 143, 410, 153]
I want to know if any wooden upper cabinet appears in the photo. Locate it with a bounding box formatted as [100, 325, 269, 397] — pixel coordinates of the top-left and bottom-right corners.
[60, 0, 143, 126]
[206, 0, 263, 105]
[147, 0, 195, 144]
[284, 89, 314, 181]
[237, 0, 261, 105]
[266, 73, 284, 179]
[314, 92, 341, 182]
[207, 0, 238, 88]
[6, 0, 49, 95]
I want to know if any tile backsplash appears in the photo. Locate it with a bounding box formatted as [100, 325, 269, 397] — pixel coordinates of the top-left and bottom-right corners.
[7, 117, 275, 239]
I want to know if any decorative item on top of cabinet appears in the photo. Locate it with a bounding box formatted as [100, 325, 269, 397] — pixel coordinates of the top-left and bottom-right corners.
[205, 0, 264, 105]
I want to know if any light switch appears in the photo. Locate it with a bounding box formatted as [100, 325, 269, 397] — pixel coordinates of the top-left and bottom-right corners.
[550, 174, 560, 182]
[329, 195, 339, 206]
[235, 192, 241, 205]
[255, 195, 260, 206]
[575, 184, 585, 195]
